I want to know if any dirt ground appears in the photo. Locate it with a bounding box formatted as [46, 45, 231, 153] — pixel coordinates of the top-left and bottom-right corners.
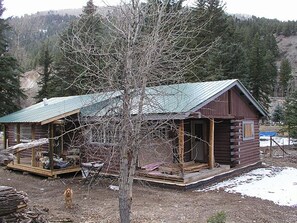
[1, 151, 297, 223]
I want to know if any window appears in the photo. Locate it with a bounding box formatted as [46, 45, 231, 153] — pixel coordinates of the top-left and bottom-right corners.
[142, 125, 170, 143]
[242, 121, 254, 140]
[14, 125, 32, 142]
[89, 125, 119, 145]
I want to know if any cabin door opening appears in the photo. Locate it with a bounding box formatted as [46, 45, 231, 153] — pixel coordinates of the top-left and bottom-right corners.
[191, 121, 207, 162]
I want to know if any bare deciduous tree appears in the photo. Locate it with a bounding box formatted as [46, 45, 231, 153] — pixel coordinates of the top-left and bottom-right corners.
[60, 0, 210, 222]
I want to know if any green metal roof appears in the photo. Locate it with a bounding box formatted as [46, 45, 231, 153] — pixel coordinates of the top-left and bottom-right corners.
[0, 92, 118, 124]
[0, 79, 268, 124]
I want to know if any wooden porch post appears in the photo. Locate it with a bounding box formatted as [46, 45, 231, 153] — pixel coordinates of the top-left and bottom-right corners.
[49, 124, 54, 172]
[16, 124, 20, 164]
[209, 118, 215, 169]
[60, 125, 64, 155]
[3, 125, 6, 150]
[178, 120, 185, 164]
[31, 124, 36, 167]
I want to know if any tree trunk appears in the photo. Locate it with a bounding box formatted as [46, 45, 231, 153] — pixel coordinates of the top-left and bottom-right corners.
[119, 148, 132, 223]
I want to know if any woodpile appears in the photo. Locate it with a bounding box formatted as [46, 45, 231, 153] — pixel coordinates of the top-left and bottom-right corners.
[0, 186, 47, 222]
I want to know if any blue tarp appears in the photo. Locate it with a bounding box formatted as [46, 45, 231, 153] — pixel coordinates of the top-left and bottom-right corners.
[259, 131, 277, 137]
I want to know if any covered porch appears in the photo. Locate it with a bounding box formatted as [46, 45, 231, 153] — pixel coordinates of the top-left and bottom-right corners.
[136, 118, 233, 186]
[4, 121, 81, 178]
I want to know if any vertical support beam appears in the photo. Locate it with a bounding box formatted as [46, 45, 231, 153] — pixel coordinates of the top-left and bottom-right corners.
[16, 124, 21, 164]
[178, 120, 185, 164]
[49, 124, 54, 172]
[209, 118, 215, 169]
[228, 90, 232, 115]
[60, 125, 64, 155]
[31, 124, 36, 167]
[3, 125, 6, 149]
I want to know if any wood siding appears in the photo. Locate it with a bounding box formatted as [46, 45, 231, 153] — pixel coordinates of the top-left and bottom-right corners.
[198, 92, 229, 117]
[230, 118, 260, 167]
[6, 124, 48, 158]
[230, 88, 259, 119]
[197, 86, 261, 167]
[198, 87, 260, 119]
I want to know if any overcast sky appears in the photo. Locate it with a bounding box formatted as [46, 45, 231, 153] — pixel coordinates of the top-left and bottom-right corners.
[2, 0, 296, 21]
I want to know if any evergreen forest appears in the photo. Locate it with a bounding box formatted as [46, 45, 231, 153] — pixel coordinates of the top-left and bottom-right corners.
[1, 0, 297, 129]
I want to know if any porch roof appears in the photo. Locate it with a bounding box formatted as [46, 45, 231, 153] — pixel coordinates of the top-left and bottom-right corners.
[0, 92, 118, 125]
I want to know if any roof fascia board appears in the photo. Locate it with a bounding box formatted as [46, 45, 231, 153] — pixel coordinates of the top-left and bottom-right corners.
[41, 109, 80, 125]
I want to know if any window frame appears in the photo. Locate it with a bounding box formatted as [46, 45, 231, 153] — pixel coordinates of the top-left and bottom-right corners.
[14, 125, 32, 143]
[89, 125, 119, 146]
[242, 120, 255, 141]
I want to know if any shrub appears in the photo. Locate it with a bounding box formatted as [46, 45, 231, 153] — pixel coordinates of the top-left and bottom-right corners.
[207, 211, 227, 223]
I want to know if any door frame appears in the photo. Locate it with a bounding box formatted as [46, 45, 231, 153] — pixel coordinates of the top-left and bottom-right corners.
[190, 120, 208, 162]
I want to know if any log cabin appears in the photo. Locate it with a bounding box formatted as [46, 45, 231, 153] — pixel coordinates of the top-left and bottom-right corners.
[0, 79, 267, 187]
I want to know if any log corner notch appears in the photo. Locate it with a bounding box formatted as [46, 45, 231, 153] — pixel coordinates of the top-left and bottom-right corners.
[209, 118, 215, 169]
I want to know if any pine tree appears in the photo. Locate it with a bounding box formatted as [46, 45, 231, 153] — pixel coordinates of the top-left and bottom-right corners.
[284, 91, 297, 138]
[0, 0, 25, 116]
[279, 58, 292, 97]
[272, 104, 284, 123]
[247, 33, 276, 109]
[49, 0, 103, 97]
[35, 42, 53, 102]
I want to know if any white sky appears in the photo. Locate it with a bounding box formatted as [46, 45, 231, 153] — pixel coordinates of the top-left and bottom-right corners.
[2, 0, 297, 21]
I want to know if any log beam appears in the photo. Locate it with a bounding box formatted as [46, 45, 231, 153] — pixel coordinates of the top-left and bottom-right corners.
[31, 124, 36, 167]
[16, 124, 20, 164]
[209, 118, 215, 169]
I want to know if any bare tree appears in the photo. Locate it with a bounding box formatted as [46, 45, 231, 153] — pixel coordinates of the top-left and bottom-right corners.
[60, 0, 210, 222]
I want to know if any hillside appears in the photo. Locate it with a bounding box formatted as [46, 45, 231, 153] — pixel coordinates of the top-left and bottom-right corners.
[277, 35, 297, 79]
[6, 8, 297, 111]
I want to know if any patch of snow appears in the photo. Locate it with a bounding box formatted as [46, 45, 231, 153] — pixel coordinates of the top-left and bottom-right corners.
[260, 136, 296, 147]
[197, 166, 297, 207]
[109, 185, 119, 191]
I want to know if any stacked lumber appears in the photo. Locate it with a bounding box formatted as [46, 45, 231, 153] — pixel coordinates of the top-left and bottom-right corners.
[181, 162, 209, 172]
[159, 161, 209, 175]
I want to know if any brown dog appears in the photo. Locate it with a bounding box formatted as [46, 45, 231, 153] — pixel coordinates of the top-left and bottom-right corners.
[63, 187, 73, 208]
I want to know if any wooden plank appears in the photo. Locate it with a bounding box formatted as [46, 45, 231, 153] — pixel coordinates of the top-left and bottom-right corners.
[31, 124, 36, 167]
[178, 120, 185, 164]
[183, 163, 209, 172]
[209, 118, 215, 169]
[16, 124, 20, 164]
[6, 163, 80, 177]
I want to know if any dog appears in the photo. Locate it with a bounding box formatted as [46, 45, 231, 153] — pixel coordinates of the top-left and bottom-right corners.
[63, 187, 73, 208]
